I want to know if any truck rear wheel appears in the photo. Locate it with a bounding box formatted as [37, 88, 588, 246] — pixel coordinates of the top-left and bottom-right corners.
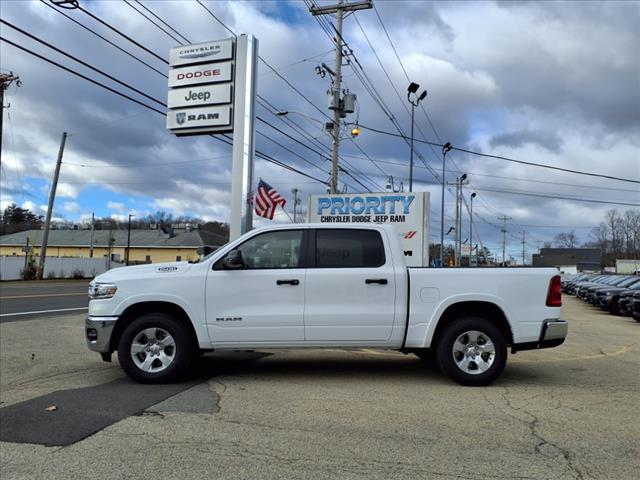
[117, 312, 195, 384]
[435, 316, 507, 386]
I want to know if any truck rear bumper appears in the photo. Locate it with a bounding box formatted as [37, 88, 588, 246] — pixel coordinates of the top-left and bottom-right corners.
[512, 319, 568, 352]
[86, 316, 118, 354]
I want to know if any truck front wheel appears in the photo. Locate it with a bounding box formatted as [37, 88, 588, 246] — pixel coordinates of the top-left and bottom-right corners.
[117, 312, 195, 384]
[435, 316, 507, 386]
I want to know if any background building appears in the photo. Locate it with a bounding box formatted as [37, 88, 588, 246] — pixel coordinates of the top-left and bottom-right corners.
[532, 248, 601, 272]
[0, 227, 225, 264]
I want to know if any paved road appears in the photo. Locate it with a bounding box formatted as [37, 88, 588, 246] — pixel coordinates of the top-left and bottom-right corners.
[0, 281, 89, 321]
[0, 296, 638, 479]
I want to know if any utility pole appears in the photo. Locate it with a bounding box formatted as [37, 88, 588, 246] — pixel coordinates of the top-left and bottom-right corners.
[291, 188, 300, 223]
[126, 213, 134, 266]
[38, 132, 67, 279]
[521, 230, 526, 266]
[89, 212, 95, 258]
[309, 0, 372, 193]
[0, 72, 21, 164]
[449, 175, 468, 266]
[440, 143, 452, 268]
[470, 192, 476, 267]
[498, 215, 512, 267]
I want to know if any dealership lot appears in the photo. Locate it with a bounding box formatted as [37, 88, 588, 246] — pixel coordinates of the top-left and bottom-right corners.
[1, 295, 638, 480]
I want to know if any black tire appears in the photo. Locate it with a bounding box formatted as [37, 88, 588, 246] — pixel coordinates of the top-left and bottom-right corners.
[435, 316, 507, 386]
[117, 312, 196, 384]
[609, 299, 620, 316]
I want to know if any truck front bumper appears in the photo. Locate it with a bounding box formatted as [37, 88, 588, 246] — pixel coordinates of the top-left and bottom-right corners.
[86, 316, 118, 354]
[512, 319, 568, 352]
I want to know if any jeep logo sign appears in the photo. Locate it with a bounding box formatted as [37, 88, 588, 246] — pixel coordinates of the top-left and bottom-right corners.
[167, 84, 232, 109]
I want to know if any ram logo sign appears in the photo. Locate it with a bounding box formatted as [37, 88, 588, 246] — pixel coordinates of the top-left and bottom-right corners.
[308, 192, 430, 267]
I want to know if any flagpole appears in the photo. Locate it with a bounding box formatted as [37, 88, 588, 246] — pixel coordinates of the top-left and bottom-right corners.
[279, 205, 295, 223]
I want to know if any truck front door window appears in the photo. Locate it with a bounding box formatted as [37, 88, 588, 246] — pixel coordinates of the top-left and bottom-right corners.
[237, 230, 303, 269]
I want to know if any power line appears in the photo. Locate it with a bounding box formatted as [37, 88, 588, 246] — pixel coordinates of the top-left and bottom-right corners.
[0, 36, 166, 115]
[77, 4, 168, 64]
[39, 0, 167, 77]
[1, 19, 166, 108]
[0, 37, 325, 187]
[133, 0, 191, 44]
[357, 124, 640, 184]
[37, 5, 336, 187]
[124, 0, 185, 45]
[355, 156, 640, 193]
[470, 186, 640, 207]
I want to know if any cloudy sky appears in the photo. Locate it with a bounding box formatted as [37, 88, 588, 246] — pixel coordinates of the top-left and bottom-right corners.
[1, 0, 639, 261]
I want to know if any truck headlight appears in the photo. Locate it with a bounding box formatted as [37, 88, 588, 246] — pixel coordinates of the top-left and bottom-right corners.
[88, 282, 117, 299]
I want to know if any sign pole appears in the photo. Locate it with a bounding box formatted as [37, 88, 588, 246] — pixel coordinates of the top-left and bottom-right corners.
[229, 34, 258, 240]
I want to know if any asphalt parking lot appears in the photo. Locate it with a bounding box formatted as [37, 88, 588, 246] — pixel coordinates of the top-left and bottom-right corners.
[0, 295, 638, 480]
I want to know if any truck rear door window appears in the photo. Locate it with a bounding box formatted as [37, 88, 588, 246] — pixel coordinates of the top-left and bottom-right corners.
[315, 229, 385, 268]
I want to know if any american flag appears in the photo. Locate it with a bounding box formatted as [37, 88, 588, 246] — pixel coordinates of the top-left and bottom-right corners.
[254, 179, 286, 220]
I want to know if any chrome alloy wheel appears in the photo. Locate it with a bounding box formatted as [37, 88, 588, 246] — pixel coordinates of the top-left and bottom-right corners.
[451, 330, 496, 375]
[130, 327, 176, 373]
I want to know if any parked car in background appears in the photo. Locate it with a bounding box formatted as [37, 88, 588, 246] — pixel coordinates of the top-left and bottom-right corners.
[618, 289, 640, 316]
[576, 275, 618, 299]
[631, 292, 640, 322]
[562, 273, 590, 292]
[564, 274, 599, 295]
[595, 280, 640, 314]
[587, 276, 639, 305]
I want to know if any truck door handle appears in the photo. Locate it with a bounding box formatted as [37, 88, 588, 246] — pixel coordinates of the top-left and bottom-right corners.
[365, 278, 388, 285]
[277, 279, 299, 286]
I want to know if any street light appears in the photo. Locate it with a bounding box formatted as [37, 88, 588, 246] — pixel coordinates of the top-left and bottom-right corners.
[126, 213, 134, 266]
[470, 192, 476, 267]
[276, 110, 325, 128]
[440, 141, 453, 268]
[407, 82, 427, 193]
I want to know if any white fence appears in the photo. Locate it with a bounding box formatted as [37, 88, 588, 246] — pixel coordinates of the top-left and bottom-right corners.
[0, 257, 122, 281]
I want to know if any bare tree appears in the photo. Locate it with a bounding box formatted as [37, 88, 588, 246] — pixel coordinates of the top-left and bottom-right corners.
[622, 210, 640, 260]
[605, 209, 624, 263]
[554, 230, 578, 248]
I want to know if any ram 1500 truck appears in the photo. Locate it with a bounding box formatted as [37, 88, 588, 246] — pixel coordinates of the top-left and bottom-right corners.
[86, 224, 567, 386]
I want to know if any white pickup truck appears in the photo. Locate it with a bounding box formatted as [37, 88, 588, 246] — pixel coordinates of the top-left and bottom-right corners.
[86, 224, 567, 386]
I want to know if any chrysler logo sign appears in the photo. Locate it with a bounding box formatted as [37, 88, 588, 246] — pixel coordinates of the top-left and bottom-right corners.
[178, 44, 222, 60]
[169, 39, 234, 67]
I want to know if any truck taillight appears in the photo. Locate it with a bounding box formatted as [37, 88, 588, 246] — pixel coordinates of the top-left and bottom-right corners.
[546, 275, 562, 307]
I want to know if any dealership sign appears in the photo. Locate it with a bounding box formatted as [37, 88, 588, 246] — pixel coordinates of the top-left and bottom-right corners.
[167, 84, 232, 108]
[169, 38, 234, 66]
[308, 192, 430, 267]
[167, 39, 237, 135]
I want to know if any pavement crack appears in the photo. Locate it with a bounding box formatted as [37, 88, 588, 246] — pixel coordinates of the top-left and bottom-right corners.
[210, 378, 226, 413]
[493, 387, 592, 480]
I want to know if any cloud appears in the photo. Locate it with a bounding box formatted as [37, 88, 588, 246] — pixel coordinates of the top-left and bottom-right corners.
[489, 129, 564, 153]
[62, 201, 80, 213]
[107, 201, 126, 212]
[0, 0, 638, 253]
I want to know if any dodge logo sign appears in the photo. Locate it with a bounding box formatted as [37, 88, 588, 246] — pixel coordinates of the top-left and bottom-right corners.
[176, 112, 186, 125]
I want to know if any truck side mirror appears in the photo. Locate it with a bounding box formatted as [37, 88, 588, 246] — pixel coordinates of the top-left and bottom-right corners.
[222, 250, 244, 269]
